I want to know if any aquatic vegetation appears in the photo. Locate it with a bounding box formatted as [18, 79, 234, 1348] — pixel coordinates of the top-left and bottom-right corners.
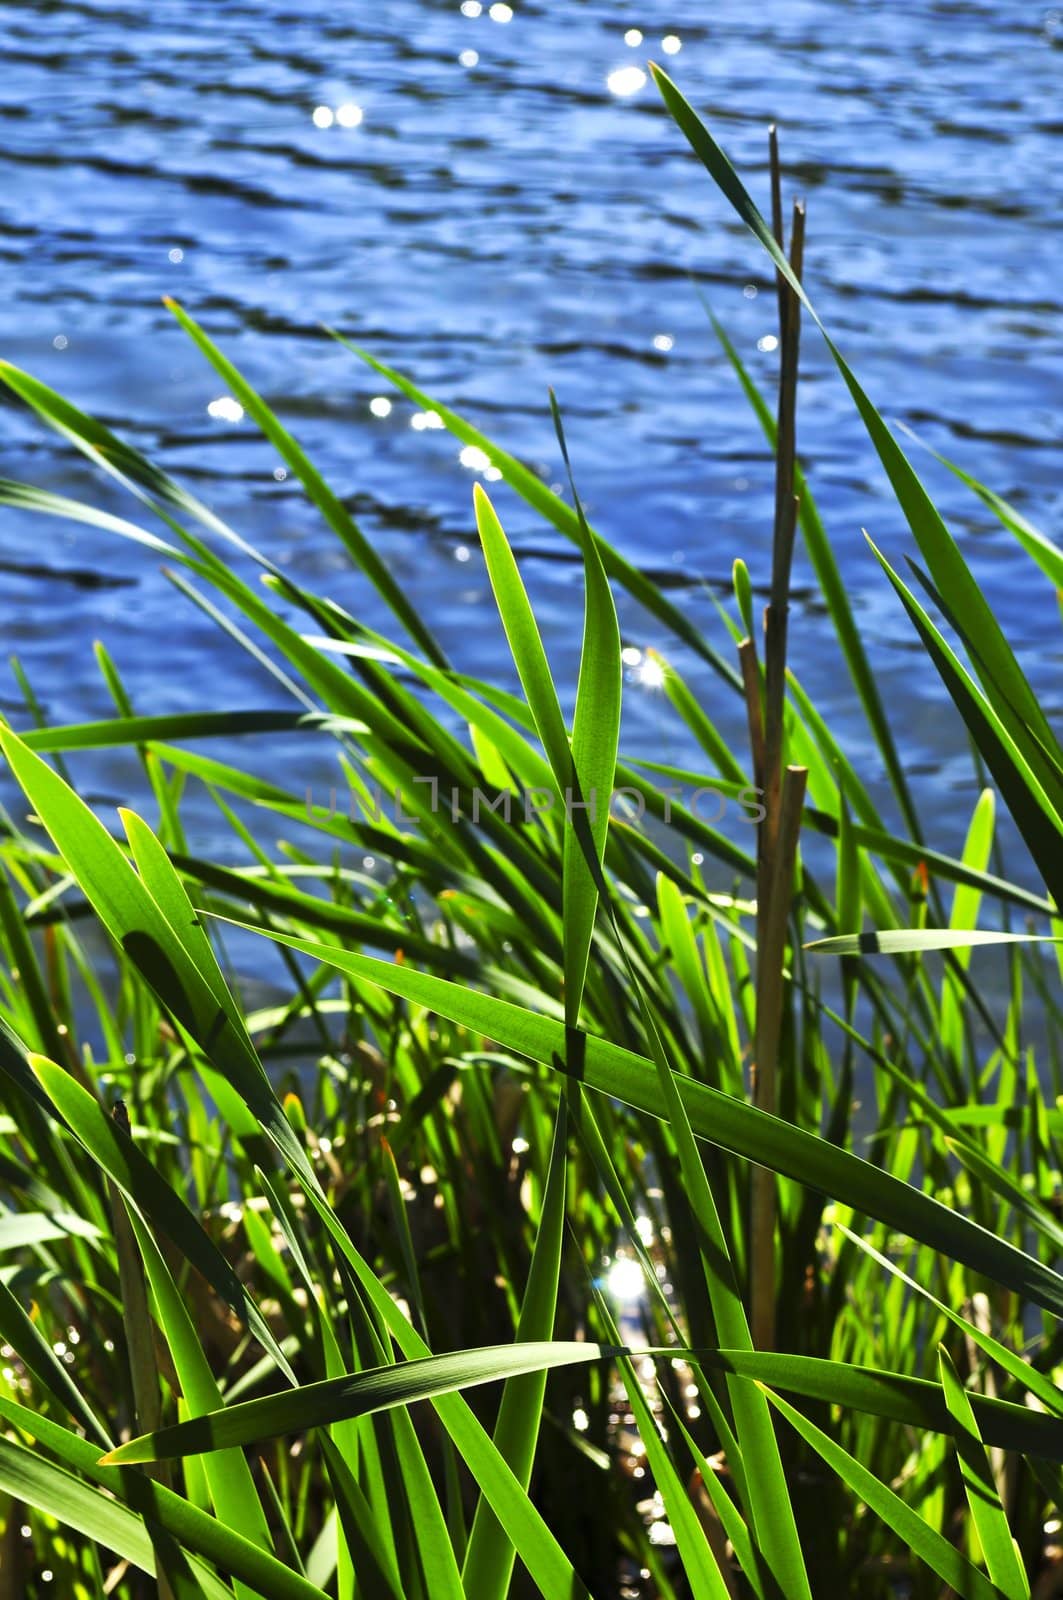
[0, 69, 1059, 1598]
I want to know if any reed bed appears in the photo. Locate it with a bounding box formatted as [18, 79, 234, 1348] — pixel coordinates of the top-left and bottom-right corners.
[0, 69, 1060, 1599]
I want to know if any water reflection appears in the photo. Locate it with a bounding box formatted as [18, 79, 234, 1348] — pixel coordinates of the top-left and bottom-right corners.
[312, 101, 362, 129]
[206, 395, 244, 422]
[459, 443, 502, 480]
[607, 65, 647, 97]
[606, 1255, 645, 1304]
[2, 0, 1058, 872]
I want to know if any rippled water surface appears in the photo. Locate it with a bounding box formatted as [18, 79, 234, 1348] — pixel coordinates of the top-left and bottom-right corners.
[0, 0, 1059, 863]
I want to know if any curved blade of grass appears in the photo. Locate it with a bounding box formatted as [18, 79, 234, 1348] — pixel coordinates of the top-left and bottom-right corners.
[333, 335, 741, 689]
[651, 65, 1054, 760]
[0, 476, 181, 557]
[864, 538, 1063, 905]
[0, 728, 265, 1088]
[21, 711, 337, 753]
[462, 1099, 569, 1600]
[907, 557, 1063, 811]
[100, 1342, 615, 1465]
[759, 1384, 999, 1600]
[689, 1348, 1063, 1460]
[0, 726, 323, 1209]
[344, 1194, 467, 1600]
[250, 1171, 407, 1595]
[938, 1345, 1031, 1598]
[0, 1395, 329, 1600]
[659, 1392, 762, 1600]
[209, 918, 1063, 1318]
[838, 1224, 1063, 1420]
[305, 629, 558, 798]
[120, 809, 264, 1055]
[801, 805, 1054, 919]
[0, 1434, 234, 1600]
[944, 1134, 1063, 1255]
[635, 873, 811, 1600]
[28, 1054, 295, 1383]
[594, 1297, 734, 1600]
[473, 482, 611, 1021]
[395, 471, 799, 1582]
[0, 1270, 112, 1448]
[900, 424, 1063, 590]
[807, 930, 1061, 955]
[549, 401, 623, 1026]
[0, 364, 267, 570]
[125, 1208, 276, 1592]
[634, 753, 1052, 917]
[166, 1174, 602, 1600]
[317, 1435, 408, 1600]
[472, 484, 572, 789]
[164, 299, 446, 669]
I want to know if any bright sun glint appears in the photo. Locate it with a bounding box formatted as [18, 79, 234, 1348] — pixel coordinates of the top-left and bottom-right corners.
[607, 65, 646, 98]
[607, 1257, 645, 1303]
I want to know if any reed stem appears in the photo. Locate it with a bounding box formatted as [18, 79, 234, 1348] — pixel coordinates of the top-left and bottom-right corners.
[750, 133, 809, 1352]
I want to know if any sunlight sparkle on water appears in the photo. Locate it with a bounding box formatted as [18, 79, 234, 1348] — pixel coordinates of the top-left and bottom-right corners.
[369, 396, 392, 417]
[653, 333, 674, 352]
[757, 333, 779, 353]
[607, 65, 647, 97]
[460, 445, 500, 478]
[624, 28, 643, 46]
[607, 1257, 645, 1303]
[489, 2, 513, 19]
[661, 34, 682, 55]
[312, 105, 334, 129]
[460, 0, 482, 13]
[621, 645, 642, 667]
[459, 48, 479, 67]
[638, 656, 666, 689]
[336, 102, 363, 128]
[207, 396, 244, 423]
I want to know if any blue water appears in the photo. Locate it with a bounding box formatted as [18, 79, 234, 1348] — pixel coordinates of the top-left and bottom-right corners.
[0, 0, 1060, 870]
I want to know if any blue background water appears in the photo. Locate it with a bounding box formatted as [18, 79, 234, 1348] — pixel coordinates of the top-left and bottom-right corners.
[0, 0, 1059, 870]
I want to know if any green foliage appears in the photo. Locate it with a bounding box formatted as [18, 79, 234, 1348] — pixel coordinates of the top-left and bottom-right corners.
[0, 73, 1059, 1600]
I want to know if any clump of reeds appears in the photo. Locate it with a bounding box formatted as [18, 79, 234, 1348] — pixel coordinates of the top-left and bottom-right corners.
[0, 64, 1059, 1600]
